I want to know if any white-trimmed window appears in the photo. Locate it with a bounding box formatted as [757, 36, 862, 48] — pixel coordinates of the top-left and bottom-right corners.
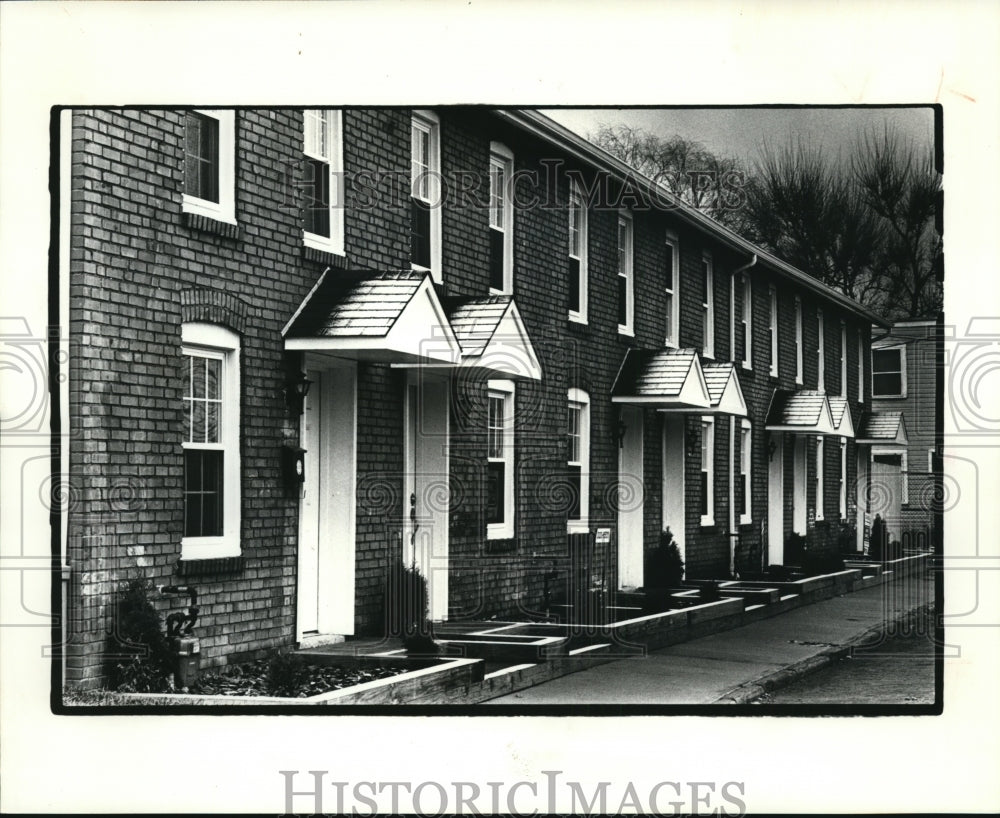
[181, 323, 241, 560]
[702, 252, 715, 358]
[857, 328, 864, 402]
[568, 179, 587, 322]
[838, 437, 847, 519]
[410, 110, 441, 281]
[303, 109, 345, 256]
[840, 321, 848, 398]
[794, 296, 803, 384]
[567, 389, 590, 532]
[740, 274, 752, 369]
[665, 231, 679, 347]
[872, 345, 907, 398]
[739, 419, 752, 524]
[928, 448, 934, 473]
[700, 416, 715, 526]
[769, 285, 779, 377]
[815, 435, 825, 521]
[183, 110, 236, 224]
[489, 142, 514, 294]
[901, 449, 909, 505]
[486, 379, 515, 539]
[617, 213, 634, 335]
[817, 308, 825, 392]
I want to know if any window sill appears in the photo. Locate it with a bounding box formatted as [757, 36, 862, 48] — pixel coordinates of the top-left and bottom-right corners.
[872, 394, 907, 400]
[618, 327, 635, 338]
[742, 362, 753, 371]
[182, 211, 240, 240]
[700, 516, 715, 528]
[567, 520, 589, 535]
[175, 555, 244, 577]
[302, 244, 348, 268]
[568, 312, 588, 326]
[739, 515, 752, 526]
[487, 525, 514, 541]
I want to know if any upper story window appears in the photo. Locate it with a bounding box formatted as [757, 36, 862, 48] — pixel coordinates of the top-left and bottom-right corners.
[700, 416, 715, 526]
[665, 231, 679, 347]
[567, 388, 590, 532]
[740, 274, 752, 369]
[181, 323, 241, 560]
[303, 109, 345, 256]
[872, 345, 907, 398]
[410, 110, 441, 282]
[857, 328, 864, 402]
[617, 214, 634, 335]
[839, 321, 848, 398]
[701, 252, 715, 359]
[769, 285, 779, 377]
[568, 180, 588, 322]
[739, 419, 752, 524]
[815, 434, 825, 521]
[817, 308, 825, 391]
[486, 380, 515, 539]
[794, 296, 804, 385]
[183, 110, 236, 225]
[489, 142, 514, 294]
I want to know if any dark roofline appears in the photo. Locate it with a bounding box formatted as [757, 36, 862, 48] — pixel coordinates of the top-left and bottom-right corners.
[496, 109, 889, 328]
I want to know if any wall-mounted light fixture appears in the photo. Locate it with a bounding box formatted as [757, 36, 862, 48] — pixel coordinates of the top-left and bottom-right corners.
[614, 408, 627, 449]
[686, 423, 701, 457]
[768, 439, 778, 461]
[284, 367, 313, 416]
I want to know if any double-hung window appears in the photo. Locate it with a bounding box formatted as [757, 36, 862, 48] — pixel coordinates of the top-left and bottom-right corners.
[839, 437, 847, 519]
[739, 420, 752, 524]
[303, 109, 344, 255]
[857, 328, 864, 402]
[181, 323, 240, 560]
[617, 214, 634, 335]
[183, 110, 236, 224]
[486, 380, 515, 539]
[815, 435, 825, 521]
[567, 389, 590, 532]
[410, 110, 441, 281]
[794, 297, 804, 384]
[568, 180, 588, 322]
[872, 346, 907, 398]
[817, 308, 825, 391]
[664, 231, 679, 347]
[489, 142, 514, 294]
[839, 321, 848, 398]
[700, 416, 715, 526]
[769, 285, 779, 377]
[702, 252, 715, 358]
[740, 274, 752, 369]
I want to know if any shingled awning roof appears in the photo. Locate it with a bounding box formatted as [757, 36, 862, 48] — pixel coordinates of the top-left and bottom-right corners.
[439, 295, 542, 380]
[858, 410, 908, 446]
[701, 361, 748, 416]
[827, 396, 856, 438]
[282, 270, 461, 365]
[611, 348, 712, 410]
[765, 389, 838, 435]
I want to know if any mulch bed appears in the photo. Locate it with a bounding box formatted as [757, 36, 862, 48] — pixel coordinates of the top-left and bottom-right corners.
[187, 659, 412, 698]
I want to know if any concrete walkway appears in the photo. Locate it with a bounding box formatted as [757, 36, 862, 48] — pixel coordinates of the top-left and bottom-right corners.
[484, 569, 934, 705]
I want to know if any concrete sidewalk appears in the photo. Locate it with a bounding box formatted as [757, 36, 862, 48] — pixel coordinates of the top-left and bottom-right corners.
[484, 569, 935, 705]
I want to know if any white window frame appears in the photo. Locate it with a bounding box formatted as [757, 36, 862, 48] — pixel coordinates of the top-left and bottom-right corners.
[180, 322, 241, 560]
[839, 437, 848, 519]
[740, 419, 752, 524]
[182, 109, 236, 225]
[486, 379, 515, 539]
[857, 328, 864, 402]
[617, 213, 634, 336]
[769, 285, 779, 377]
[410, 109, 442, 282]
[664, 230, 679, 347]
[840, 321, 848, 398]
[817, 307, 825, 392]
[303, 109, 345, 256]
[741, 274, 752, 370]
[700, 415, 715, 527]
[872, 344, 908, 398]
[928, 448, 934, 473]
[702, 252, 715, 359]
[488, 141, 514, 295]
[567, 388, 591, 533]
[815, 434, 825, 521]
[794, 296, 803, 385]
[901, 449, 909, 505]
[568, 179, 588, 324]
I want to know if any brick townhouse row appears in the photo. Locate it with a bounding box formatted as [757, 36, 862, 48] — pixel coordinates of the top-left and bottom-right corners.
[56, 107, 891, 688]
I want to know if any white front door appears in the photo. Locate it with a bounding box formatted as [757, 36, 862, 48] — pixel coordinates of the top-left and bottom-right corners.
[662, 416, 686, 564]
[792, 434, 808, 534]
[767, 432, 784, 565]
[403, 372, 450, 622]
[871, 454, 903, 542]
[297, 362, 357, 643]
[617, 406, 644, 589]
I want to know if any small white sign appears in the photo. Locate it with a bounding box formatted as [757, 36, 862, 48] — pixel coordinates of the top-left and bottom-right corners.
[595, 528, 611, 545]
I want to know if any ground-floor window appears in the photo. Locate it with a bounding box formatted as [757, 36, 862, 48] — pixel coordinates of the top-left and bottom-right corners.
[567, 388, 590, 532]
[486, 379, 515, 539]
[700, 416, 715, 526]
[739, 419, 752, 524]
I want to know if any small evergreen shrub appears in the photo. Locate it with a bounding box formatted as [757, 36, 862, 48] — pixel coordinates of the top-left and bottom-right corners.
[266, 651, 308, 696]
[644, 528, 685, 589]
[383, 560, 439, 655]
[107, 577, 174, 693]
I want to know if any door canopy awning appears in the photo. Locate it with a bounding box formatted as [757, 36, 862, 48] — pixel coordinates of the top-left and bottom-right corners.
[612, 348, 712, 411]
[858, 410, 909, 446]
[827, 396, 856, 438]
[436, 295, 542, 380]
[765, 388, 838, 435]
[702, 361, 748, 417]
[282, 269, 462, 365]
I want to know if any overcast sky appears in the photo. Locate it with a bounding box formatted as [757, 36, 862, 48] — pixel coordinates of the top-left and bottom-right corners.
[542, 107, 937, 170]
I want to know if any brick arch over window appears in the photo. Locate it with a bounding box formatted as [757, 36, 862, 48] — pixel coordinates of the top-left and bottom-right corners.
[180, 288, 250, 335]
